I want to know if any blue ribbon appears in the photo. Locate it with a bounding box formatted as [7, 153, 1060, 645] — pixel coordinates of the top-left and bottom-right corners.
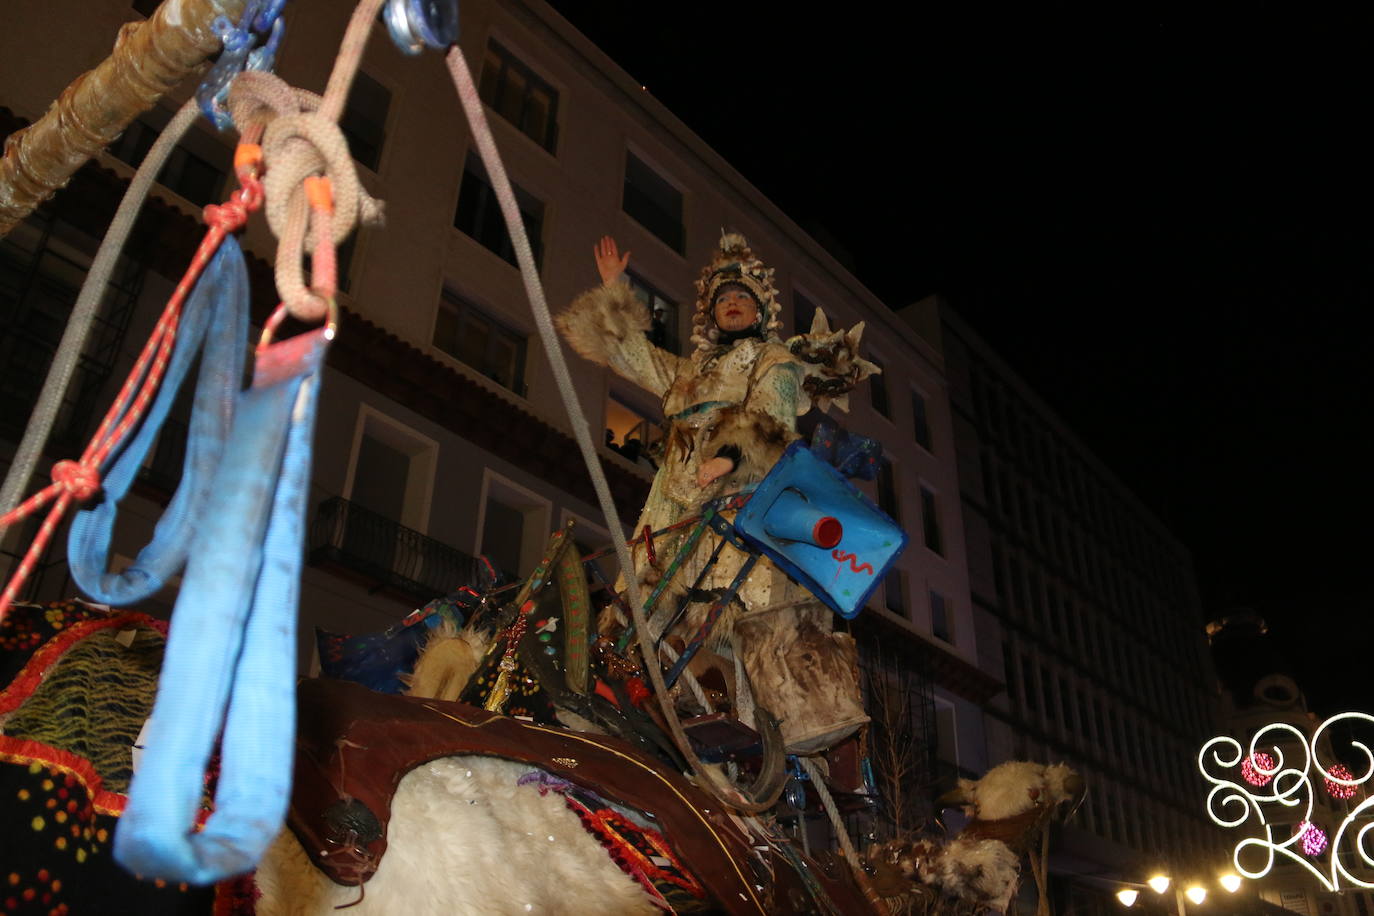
[115, 333, 326, 882]
[68, 238, 248, 604]
[104, 241, 328, 883]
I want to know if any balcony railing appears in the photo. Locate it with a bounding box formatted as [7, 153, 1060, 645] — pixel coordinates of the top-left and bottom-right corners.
[309, 497, 481, 601]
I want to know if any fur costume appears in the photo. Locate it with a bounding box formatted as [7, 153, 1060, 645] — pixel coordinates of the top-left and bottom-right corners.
[556, 235, 868, 753]
[868, 761, 1085, 914]
[254, 757, 659, 916]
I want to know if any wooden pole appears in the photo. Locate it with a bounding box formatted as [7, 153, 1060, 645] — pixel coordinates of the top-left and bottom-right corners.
[0, 0, 246, 237]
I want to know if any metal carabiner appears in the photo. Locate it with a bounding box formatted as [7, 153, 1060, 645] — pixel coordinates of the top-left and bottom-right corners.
[197, 0, 290, 130]
[257, 296, 339, 352]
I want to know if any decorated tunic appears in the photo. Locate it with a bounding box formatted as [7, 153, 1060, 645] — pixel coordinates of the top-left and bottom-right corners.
[559, 282, 869, 753]
[560, 282, 812, 616]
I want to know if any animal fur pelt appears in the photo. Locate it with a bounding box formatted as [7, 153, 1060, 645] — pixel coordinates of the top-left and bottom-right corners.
[733, 602, 868, 754]
[786, 308, 880, 413]
[254, 756, 658, 916]
[405, 622, 489, 702]
[868, 760, 1084, 914]
[700, 401, 795, 487]
[556, 281, 650, 367]
[869, 835, 1020, 914]
[941, 761, 1083, 853]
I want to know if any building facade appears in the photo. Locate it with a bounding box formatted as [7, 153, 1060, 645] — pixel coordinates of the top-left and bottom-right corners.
[904, 296, 1235, 912]
[5, 5, 1269, 908]
[1, 0, 991, 825]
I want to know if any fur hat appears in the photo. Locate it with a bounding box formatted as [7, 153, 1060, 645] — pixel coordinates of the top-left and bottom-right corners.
[691, 232, 783, 351]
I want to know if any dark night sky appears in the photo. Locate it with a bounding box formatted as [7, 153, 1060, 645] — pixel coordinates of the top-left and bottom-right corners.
[545, 3, 1374, 716]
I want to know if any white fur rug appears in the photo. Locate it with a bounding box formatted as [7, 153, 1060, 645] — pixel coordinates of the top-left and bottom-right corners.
[254, 756, 658, 915]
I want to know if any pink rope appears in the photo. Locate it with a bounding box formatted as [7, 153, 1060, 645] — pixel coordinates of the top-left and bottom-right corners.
[0, 163, 264, 621]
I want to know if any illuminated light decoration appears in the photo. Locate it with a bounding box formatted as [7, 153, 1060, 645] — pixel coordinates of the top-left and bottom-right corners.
[1116, 888, 1139, 906]
[1185, 885, 1207, 905]
[1242, 752, 1277, 787]
[1298, 821, 1329, 856]
[1197, 712, 1374, 892]
[1147, 875, 1170, 894]
[1219, 873, 1242, 893]
[1326, 764, 1358, 800]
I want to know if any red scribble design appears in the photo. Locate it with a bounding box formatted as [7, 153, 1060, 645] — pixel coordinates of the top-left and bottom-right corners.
[832, 550, 874, 575]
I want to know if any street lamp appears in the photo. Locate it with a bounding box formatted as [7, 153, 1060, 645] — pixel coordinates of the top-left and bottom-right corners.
[1115, 872, 1243, 910]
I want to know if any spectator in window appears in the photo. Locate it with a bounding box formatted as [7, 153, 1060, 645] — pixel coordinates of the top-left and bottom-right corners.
[557, 232, 877, 755]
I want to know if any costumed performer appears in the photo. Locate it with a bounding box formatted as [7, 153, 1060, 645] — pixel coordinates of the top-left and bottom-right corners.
[557, 231, 877, 754]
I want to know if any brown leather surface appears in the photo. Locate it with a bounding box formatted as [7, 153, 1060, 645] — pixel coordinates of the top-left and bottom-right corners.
[288, 678, 776, 913]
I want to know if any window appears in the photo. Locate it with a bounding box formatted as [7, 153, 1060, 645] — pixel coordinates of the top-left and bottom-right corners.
[454, 153, 544, 268]
[911, 389, 932, 451]
[876, 458, 900, 524]
[626, 270, 678, 353]
[869, 358, 890, 417]
[603, 393, 661, 465]
[433, 291, 528, 395]
[478, 470, 551, 580]
[980, 452, 997, 510]
[339, 71, 391, 172]
[344, 408, 438, 533]
[920, 486, 943, 555]
[332, 409, 440, 589]
[622, 152, 683, 253]
[108, 108, 229, 208]
[934, 699, 958, 765]
[479, 41, 559, 152]
[793, 291, 818, 334]
[1, 214, 144, 452]
[885, 571, 905, 615]
[991, 541, 1006, 599]
[930, 590, 951, 642]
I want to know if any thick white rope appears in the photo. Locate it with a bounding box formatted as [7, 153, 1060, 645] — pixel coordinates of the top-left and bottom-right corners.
[445, 47, 778, 814]
[0, 98, 202, 520]
[799, 754, 888, 910]
[657, 639, 712, 713]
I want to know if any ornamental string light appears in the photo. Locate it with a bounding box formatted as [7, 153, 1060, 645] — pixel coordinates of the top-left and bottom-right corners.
[1297, 821, 1329, 857]
[1326, 764, 1357, 800]
[1197, 712, 1374, 892]
[1241, 752, 1276, 787]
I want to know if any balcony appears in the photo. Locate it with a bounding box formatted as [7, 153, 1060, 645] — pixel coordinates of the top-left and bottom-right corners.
[309, 497, 481, 602]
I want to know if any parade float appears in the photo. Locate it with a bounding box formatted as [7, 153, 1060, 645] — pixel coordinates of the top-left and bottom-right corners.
[0, 1, 1083, 912]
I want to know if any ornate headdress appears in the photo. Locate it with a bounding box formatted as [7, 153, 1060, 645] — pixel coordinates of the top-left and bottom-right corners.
[691, 231, 783, 351]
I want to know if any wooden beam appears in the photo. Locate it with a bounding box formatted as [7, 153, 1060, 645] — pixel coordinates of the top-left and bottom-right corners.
[0, 0, 246, 237]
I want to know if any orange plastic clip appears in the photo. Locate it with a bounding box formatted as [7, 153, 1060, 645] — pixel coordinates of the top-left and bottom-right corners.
[234, 143, 263, 174]
[303, 176, 334, 213]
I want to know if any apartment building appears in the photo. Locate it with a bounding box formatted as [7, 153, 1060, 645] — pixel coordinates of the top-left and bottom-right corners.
[904, 296, 1232, 912]
[0, 0, 992, 814]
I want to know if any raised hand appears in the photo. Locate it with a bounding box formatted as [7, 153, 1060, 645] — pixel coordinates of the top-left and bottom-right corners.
[696, 456, 734, 488]
[594, 235, 631, 286]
